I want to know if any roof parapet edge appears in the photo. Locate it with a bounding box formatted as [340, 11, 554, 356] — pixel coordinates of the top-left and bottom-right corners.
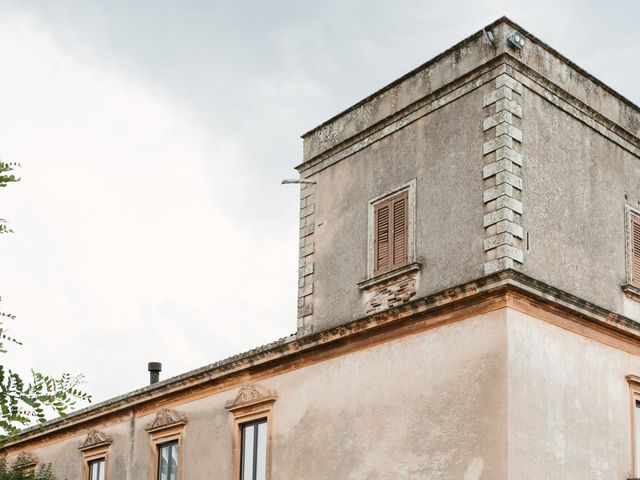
[300, 16, 639, 142]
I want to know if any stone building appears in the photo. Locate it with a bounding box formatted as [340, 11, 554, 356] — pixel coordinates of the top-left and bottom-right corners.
[3, 16, 640, 480]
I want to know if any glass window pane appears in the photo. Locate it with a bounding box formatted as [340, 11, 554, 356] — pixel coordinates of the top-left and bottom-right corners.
[159, 444, 170, 480]
[255, 421, 267, 480]
[241, 424, 255, 480]
[89, 459, 105, 480]
[169, 442, 179, 480]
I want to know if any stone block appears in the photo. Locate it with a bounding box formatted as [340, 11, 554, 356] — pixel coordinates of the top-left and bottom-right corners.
[483, 110, 513, 131]
[299, 223, 315, 238]
[300, 183, 315, 199]
[299, 243, 314, 258]
[495, 98, 522, 118]
[483, 159, 515, 178]
[299, 204, 315, 219]
[495, 122, 523, 142]
[483, 232, 514, 251]
[297, 303, 313, 318]
[483, 183, 514, 202]
[496, 220, 524, 238]
[496, 171, 523, 190]
[483, 134, 513, 155]
[495, 146, 523, 166]
[496, 244, 524, 263]
[483, 257, 516, 275]
[495, 73, 523, 94]
[298, 283, 313, 298]
[483, 86, 513, 107]
[484, 208, 516, 227]
[496, 195, 523, 214]
[299, 262, 314, 277]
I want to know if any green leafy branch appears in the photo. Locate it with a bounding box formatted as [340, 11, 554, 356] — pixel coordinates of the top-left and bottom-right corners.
[0, 162, 91, 442]
[0, 161, 20, 235]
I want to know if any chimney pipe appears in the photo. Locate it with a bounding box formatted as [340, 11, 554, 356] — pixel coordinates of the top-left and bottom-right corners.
[148, 362, 162, 385]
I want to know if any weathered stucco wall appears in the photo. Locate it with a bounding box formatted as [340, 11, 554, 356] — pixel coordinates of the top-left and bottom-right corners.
[308, 85, 487, 332]
[521, 87, 640, 317]
[10, 311, 508, 480]
[297, 16, 640, 333]
[507, 309, 640, 479]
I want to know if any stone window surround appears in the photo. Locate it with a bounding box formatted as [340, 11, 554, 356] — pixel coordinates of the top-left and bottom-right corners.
[82, 448, 109, 480]
[145, 409, 187, 480]
[78, 431, 112, 480]
[225, 383, 277, 480]
[365, 178, 418, 283]
[627, 375, 640, 479]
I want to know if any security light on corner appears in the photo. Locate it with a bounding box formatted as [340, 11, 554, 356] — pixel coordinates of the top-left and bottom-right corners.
[508, 31, 526, 49]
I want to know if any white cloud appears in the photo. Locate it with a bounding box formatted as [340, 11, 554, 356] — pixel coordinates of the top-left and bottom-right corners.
[0, 13, 298, 403]
[0, 0, 638, 410]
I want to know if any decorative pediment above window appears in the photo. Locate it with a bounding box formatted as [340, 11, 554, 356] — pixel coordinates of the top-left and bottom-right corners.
[226, 383, 277, 480]
[145, 408, 187, 434]
[13, 451, 37, 471]
[225, 382, 277, 412]
[78, 430, 113, 451]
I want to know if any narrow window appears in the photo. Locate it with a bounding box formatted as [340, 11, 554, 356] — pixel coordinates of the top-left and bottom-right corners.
[374, 190, 408, 275]
[88, 459, 105, 480]
[240, 419, 267, 480]
[632, 213, 640, 287]
[635, 399, 640, 478]
[627, 375, 640, 476]
[157, 441, 179, 480]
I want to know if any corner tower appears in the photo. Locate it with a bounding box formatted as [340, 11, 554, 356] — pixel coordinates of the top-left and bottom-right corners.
[294, 17, 640, 335]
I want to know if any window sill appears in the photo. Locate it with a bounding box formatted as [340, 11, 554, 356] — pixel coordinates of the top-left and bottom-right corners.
[622, 283, 640, 302]
[357, 262, 422, 290]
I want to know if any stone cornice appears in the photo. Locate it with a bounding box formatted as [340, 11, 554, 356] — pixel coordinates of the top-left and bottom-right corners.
[300, 16, 639, 167]
[297, 54, 640, 178]
[3, 270, 640, 452]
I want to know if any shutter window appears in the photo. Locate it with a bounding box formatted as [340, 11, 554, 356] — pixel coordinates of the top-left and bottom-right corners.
[633, 214, 640, 287]
[374, 191, 409, 275]
[375, 203, 390, 273]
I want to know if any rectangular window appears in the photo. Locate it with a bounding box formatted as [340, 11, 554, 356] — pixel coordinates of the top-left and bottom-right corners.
[636, 400, 640, 477]
[632, 212, 640, 287]
[240, 419, 267, 480]
[88, 459, 105, 480]
[157, 441, 179, 480]
[627, 375, 640, 477]
[374, 190, 408, 275]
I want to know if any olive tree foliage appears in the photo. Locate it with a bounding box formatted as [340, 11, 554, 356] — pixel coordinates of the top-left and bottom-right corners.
[0, 162, 91, 441]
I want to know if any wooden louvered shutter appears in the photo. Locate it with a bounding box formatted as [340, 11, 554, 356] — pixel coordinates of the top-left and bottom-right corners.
[374, 201, 390, 274]
[374, 191, 409, 275]
[391, 192, 408, 268]
[633, 214, 640, 286]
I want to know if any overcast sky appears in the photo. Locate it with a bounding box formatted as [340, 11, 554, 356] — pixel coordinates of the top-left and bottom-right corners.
[0, 1, 638, 406]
